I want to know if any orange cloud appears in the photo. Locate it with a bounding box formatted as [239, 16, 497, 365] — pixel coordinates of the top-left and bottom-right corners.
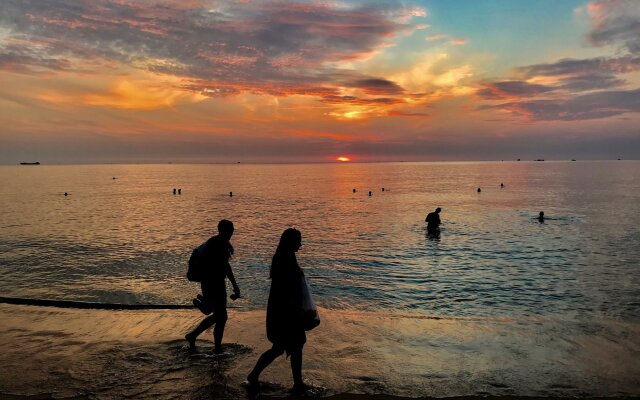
[82, 78, 205, 110]
[286, 129, 355, 141]
[387, 110, 431, 118]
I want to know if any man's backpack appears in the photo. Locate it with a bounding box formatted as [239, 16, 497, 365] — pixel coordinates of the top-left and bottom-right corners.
[187, 241, 208, 282]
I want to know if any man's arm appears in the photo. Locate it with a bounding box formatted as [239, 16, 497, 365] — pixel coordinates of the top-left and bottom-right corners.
[225, 262, 240, 296]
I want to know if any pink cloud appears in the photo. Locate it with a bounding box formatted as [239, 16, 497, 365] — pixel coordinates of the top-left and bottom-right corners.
[449, 38, 467, 46]
[426, 34, 446, 41]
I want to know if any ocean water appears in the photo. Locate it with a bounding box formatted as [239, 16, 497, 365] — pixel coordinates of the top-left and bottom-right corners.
[1, 161, 639, 321]
[1, 161, 640, 399]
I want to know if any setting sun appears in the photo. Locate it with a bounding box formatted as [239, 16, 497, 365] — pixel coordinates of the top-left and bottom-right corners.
[337, 156, 351, 162]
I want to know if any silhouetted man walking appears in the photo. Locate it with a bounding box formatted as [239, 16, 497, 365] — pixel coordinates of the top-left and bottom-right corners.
[186, 219, 240, 353]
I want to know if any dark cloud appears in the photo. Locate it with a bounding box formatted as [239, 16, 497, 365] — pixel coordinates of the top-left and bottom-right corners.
[386, 110, 430, 117]
[481, 88, 640, 121]
[558, 72, 625, 91]
[477, 51, 640, 120]
[515, 56, 640, 77]
[474, 1, 640, 123]
[0, 0, 414, 97]
[478, 72, 627, 100]
[0, 48, 72, 73]
[346, 78, 405, 95]
[477, 81, 555, 100]
[588, 0, 640, 54]
[320, 95, 403, 105]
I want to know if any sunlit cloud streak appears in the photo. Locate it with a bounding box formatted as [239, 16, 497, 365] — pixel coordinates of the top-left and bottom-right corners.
[0, 0, 416, 99]
[477, 0, 640, 121]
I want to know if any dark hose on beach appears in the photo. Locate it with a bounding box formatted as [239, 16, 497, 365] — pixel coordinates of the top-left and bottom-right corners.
[0, 296, 241, 310]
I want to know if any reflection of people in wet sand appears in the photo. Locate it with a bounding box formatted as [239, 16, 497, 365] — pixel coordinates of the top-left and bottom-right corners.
[425, 207, 442, 233]
[185, 220, 240, 353]
[247, 228, 313, 393]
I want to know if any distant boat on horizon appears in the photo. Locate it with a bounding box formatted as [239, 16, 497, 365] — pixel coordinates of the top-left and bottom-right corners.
[19, 162, 40, 165]
[534, 159, 544, 161]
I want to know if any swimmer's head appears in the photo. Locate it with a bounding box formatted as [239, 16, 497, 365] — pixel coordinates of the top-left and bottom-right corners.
[436, 207, 442, 213]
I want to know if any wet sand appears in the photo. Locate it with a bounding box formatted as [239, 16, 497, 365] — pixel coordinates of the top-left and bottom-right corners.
[0, 304, 639, 399]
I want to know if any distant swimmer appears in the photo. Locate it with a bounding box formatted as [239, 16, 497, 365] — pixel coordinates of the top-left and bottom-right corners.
[112, 177, 116, 180]
[477, 188, 481, 193]
[229, 192, 233, 197]
[537, 211, 544, 223]
[353, 189, 356, 193]
[64, 192, 68, 196]
[368, 191, 372, 196]
[173, 188, 176, 195]
[382, 188, 385, 192]
[500, 183, 504, 188]
[178, 188, 181, 195]
[425, 207, 441, 232]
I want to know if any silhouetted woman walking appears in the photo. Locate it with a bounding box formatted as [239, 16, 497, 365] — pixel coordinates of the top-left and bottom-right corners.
[247, 228, 312, 392]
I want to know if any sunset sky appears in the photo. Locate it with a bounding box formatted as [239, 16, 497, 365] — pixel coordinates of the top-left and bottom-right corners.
[1, 0, 639, 163]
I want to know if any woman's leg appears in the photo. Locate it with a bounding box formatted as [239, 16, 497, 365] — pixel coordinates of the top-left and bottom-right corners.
[290, 344, 304, 387]
[247, 344, 285, 383]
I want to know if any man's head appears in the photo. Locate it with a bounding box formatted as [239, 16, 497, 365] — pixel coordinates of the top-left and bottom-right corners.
[436, 207, 441, 213]
[218, 219, 234, 241]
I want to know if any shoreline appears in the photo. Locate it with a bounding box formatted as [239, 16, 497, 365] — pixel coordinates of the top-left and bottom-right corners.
[1, 304, 639, 399]
[3, 395, 639, 400]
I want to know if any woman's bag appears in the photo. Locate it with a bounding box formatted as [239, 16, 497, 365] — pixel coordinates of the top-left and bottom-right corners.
[301, 276, 320, 331]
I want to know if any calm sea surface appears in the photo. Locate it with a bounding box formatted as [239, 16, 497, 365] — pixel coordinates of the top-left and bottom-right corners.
[1, 161, 639, 321]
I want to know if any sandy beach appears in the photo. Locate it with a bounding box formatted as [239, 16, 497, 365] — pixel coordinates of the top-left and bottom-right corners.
[1, 303, 638, 399]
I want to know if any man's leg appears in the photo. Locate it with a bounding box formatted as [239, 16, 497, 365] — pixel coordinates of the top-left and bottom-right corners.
[185, 314, 216, 347]
[213, 308, 228, 353]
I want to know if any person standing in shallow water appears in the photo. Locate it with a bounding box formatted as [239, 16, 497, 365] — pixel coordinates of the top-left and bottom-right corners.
[247, 228, 312, 393]
[185, 219, 240, 353]
[425, 207, 442, 233]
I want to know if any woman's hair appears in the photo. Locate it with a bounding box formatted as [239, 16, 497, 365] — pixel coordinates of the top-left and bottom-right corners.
[270, 228, 302, 278]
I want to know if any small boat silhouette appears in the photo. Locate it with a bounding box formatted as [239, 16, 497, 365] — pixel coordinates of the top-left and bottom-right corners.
[20, 162, 40, 165]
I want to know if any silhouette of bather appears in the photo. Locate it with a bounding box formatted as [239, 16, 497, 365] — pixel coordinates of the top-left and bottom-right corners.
[425, 207, 442, 233]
